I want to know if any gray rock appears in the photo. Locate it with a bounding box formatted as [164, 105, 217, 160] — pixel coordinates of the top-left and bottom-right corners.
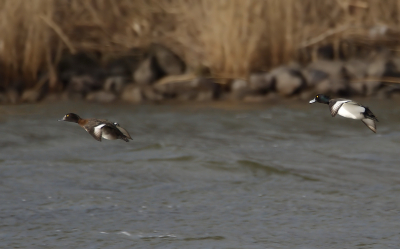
[302, 68, 329, 87]
[68, 75, 102, 96]
[362, 56, 388, 96]
[343, 59, 368, 95]
[385, 57, 400, 75]
[307, 60, 344, 77]
[21, 88, 43, 103]
[275, 71, 304, 96]
[196, 91, 214, 101]
[0, 92, 8, 103]
[142, 86, 163, 101]
[231, 79, 248, 91]
[248, 73, 272, 93]
[191, 77, 220, 101]
[86, 90, 116, 103]
[314, 79, 333, 94]
[230, 79, 249, 99]
[388, 87, 400, 99]
[151, 44, 185, 75]
[121, 84, 143, 103]
[7, 89, 19, 104]
[153, 74, 193, 98]
[133, 56, 164, 85]
[104, 76, 126, 94]
[266, 66, 305, 96]
[154, 75, 219, 101]
[104, 50, 142, 77]
[57, 52, 103, 86]
[306, 60, 347, 94]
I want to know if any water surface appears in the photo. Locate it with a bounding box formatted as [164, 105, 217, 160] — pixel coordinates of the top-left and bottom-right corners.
[1, 99, 400, 248]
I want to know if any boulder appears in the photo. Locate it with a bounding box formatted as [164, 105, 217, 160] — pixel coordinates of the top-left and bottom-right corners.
[191, 77, 220, 101]
[275, 70, 305, 96]
[248, 73, 272, 93]
[57, 52, 103, 87]
[104, 50, 142, 78]
[306, 60, 347, 94]
[67, 75, 102, 97]
[314, 78, 333, 94]
[230, 79, 249, 99]
[154, 74, 219, 101]
[6, 89, 20, 104]
[121, 84, 143, 103]
[153, 74, 195, 98]
[142, 86, 163, 101]
[302, 68, 329, 87]
[104, 76, 126, 94]
[364, 58, 385, 96]
[21, 88, 43, 103]
[133, 56, 164, 85]
[154, 74, 221, 101]
[0, 92, 8, 103]
[86, 90, 116, 103]
[151, 44, 185, 75]
[343, 59, 368, 95]
[265, 66, 306, 96]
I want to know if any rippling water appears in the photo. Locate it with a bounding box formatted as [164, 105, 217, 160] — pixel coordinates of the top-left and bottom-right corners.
[2, 99, 400, 248]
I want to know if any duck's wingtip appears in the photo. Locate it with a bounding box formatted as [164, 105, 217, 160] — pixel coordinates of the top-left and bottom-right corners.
[361, 119, 377, 133]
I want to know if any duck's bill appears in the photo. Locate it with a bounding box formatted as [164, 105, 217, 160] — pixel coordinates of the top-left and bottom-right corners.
[309, 98, 316, 104]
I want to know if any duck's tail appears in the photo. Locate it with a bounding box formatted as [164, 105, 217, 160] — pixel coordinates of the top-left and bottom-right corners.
[364, 107, 378, 122]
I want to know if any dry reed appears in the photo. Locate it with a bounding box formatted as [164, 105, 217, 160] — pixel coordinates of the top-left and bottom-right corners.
[1, 0, 400, 89]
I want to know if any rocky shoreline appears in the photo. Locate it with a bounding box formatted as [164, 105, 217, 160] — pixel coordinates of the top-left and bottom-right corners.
[3, 44, 400, 104]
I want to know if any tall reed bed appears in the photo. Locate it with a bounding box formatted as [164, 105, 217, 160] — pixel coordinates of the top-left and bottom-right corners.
[0, 0, 400, 88]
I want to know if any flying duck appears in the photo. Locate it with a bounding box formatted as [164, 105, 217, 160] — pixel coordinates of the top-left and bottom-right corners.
[59, 113, 132, 142]
[309, 94, 378, 133]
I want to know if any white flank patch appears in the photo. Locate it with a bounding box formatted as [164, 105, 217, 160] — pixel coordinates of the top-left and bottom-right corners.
[94, 124, 106, 137]
[337, 103, 364, 119]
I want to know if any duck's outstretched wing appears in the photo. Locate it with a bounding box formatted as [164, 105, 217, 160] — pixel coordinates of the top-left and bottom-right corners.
[362, 119, 377, 133]
[117, 126, 132, 140]
[364, 107, 379, 122]
[329, 99, 350, 117]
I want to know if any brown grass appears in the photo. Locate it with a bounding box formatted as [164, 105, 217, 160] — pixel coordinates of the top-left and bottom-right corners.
[1, 0, 400, 88]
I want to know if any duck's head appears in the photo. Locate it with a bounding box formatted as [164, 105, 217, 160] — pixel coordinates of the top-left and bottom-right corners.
[59, 113, 81, 123]
[309, 94, 330, 104]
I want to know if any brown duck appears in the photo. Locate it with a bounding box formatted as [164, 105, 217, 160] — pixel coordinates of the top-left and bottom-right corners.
[59, 113, 132, 142]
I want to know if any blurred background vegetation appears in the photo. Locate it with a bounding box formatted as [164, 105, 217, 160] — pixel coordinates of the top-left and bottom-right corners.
[1, 0, 400, 90]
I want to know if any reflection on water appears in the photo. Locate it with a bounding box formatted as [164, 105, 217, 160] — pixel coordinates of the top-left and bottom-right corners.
[1, 99, 400, 248]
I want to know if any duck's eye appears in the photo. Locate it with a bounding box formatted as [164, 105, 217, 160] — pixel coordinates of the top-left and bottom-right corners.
[66, 114, 69, 117]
